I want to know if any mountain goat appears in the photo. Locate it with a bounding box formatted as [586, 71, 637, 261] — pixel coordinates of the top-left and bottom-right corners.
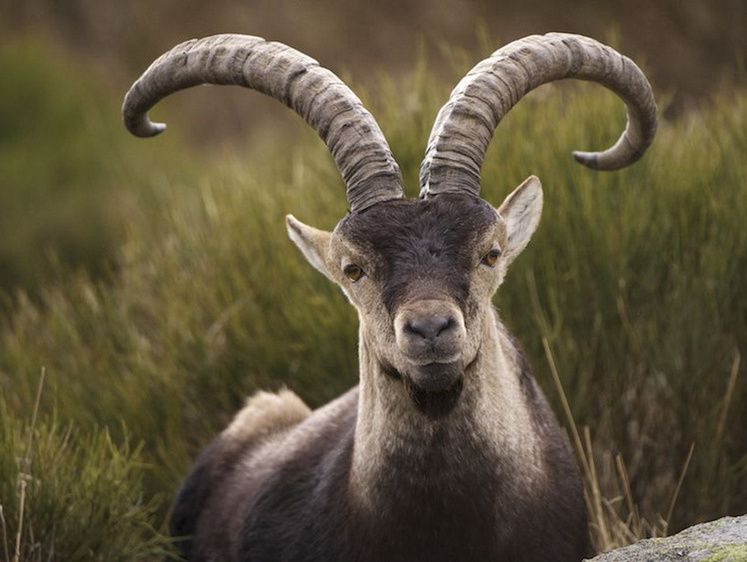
[123, 32, 656, 561]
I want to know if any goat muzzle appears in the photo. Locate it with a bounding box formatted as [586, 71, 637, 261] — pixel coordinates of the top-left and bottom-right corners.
[394, 300, 466, 364]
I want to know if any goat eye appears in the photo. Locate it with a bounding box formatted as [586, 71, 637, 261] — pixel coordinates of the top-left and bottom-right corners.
[481, 248, 501, 268]
[343, 264, 365, 282]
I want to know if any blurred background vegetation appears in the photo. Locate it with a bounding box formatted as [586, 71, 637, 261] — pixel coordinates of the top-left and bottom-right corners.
[0, 0, 745, 559]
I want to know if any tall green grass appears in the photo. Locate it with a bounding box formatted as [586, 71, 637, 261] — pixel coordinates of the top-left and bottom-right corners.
[0, 35, 191, 314]
[1, 38, 745, 558]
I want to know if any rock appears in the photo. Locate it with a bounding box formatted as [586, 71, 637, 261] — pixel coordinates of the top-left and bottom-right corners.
[587, 515, 747, 561]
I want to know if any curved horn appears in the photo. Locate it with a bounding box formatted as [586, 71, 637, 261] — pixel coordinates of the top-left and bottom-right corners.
[420, 33, 657, 198]
[123, 34, 404, 212]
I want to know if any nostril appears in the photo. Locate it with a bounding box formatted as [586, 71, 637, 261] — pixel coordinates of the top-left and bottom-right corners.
[405, 315, 455, 341]
[438, 316, 455, 336]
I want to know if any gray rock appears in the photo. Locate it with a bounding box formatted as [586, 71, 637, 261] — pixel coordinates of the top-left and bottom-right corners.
[587, 516, 747, 561]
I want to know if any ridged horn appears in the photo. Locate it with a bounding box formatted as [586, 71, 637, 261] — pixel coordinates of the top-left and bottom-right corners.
[123, 34, 404, 213]
[419, 33, 657, 198]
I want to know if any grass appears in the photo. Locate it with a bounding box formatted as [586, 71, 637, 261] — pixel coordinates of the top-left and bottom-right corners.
[0, 34, 191, 315]
[0, 371, 172, 561]
[1, 37, 745, 558]
[544, 336, 697, 550]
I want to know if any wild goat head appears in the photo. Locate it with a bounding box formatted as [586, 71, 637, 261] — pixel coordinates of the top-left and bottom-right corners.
[123, 33, 656, 419]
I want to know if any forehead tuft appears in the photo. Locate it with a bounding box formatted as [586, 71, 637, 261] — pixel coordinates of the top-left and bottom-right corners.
[338, 194, 497, 251]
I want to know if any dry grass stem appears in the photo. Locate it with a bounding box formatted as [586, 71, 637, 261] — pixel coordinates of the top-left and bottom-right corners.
[11, 480, 25, 562]
[1, 504, 10, 562]
[584, 426, 611, 548]
[665, 442, 695, 532]
[715, 350, 740, 449]
[13, 368, 46, 562]
[615, 453, 641, 539]
[542, 337, 590, 476]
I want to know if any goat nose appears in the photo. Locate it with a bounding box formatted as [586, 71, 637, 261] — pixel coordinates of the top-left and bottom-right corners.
[405, 315, 455, 341]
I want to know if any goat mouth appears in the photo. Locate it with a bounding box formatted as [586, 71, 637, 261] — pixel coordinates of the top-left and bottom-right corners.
[380, 359, 469, 419]
[406, 360, 463, 392]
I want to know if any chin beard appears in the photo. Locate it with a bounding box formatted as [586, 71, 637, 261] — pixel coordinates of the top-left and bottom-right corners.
[404, 373, 464, 419]
[381, 360, 465, 419]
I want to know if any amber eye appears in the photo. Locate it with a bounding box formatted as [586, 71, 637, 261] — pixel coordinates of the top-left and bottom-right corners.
[481, 248, 501, 268]
[343, 263, 365, 282]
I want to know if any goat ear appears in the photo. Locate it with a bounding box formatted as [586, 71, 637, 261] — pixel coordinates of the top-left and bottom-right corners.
[286, 215, 334, 280]
[496, 175, 543, 266]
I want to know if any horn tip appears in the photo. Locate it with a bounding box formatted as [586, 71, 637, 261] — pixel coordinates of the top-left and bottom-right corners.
[123, 111, 167, 138]
[572, 150, 601, 170]
[133, 121, 167, 138]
